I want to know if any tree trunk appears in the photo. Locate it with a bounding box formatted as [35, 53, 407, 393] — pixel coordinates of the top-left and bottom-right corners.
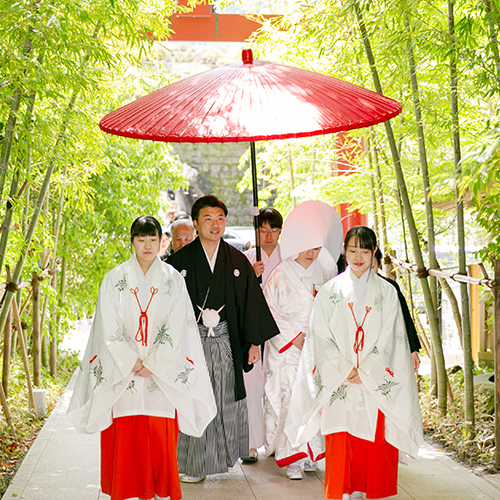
[404, 12, 440, 310]
[353, 0, 448, 413]
[0, 22, 101, 338]
[365, 132, 380, 233]
[448, 0, 475, 438]
[54, 231, 68, 374]
[0, 89, 80, 338]
[12, 296, 35, 410]
[493, 259, 500, 468]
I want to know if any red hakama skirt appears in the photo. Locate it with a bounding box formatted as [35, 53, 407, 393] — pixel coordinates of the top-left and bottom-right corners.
[324, 410, 398, 499]
[101, 415, 181, 500]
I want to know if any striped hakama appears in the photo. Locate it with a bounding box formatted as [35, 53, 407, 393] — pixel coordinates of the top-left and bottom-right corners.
[177, 321, 249, 477]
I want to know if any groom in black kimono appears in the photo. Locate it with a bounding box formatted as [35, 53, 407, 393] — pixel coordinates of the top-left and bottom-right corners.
[167, 195, 279, 482]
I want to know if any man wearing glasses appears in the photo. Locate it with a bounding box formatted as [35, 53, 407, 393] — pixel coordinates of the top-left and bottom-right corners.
[242, 207, 283, 463]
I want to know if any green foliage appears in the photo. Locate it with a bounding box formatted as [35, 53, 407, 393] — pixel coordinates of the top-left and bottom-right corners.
[64, 135, 185, 314]
[240, 0, 498, 256]
[0, 0, 187, 324]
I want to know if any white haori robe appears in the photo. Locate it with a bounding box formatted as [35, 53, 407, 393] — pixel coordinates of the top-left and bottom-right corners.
[244, 244, 282, 286]
[68, 254, 216, 438]
[285, 267, 423, 459]
[243, 244, 282, 451]
[263, 258, 335, 462]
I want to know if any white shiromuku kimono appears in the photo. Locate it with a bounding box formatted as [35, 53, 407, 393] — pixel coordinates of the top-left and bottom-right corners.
[68, 254, 216, 438]
[243, 243, 282, 452]
[285, 267, 423, 459]
[263, 257, 335, 464]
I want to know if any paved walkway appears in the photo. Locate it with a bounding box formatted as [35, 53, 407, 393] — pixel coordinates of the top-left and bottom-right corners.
[3, 322, 500, 500]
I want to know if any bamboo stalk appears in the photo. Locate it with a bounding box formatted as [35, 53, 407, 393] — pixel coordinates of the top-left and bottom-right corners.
[2, 267, 12, 397]
[12, 295, 35, 410]
[353, 0, 448, 413]
[493, 258, 500, 469]
[0, 380, 15, 436]
[32, 271, 40, 387]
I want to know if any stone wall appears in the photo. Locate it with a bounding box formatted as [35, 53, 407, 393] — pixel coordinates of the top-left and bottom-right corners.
[172, 142, 255, 226]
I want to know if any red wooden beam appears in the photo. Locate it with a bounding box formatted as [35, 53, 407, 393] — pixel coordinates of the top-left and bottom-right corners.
[164, 1, 279, 42]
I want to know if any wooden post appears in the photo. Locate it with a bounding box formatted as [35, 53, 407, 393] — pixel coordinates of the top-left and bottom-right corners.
[2, 267, 12, 396]
[12, 296, 35, 410]
[493, 259, 500, 469]
[32, 271, 41, 387]
[470, 263, 480, 363]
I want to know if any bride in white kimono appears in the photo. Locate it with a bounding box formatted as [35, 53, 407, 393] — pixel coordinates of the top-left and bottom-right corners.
[68, 216, 216, 500]
[262, 201, 343, 480]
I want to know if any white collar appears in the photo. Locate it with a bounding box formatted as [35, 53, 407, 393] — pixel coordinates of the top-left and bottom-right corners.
[201, 240, 221, 272]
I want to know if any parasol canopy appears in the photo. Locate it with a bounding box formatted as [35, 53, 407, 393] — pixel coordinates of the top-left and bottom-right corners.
[100, 49, 401, 143]
[99, 49, 402, 264]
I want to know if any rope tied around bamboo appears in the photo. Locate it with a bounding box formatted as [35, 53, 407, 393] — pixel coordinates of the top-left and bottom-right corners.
[417, 267, 429, 279]
[6, 281, 18, 293]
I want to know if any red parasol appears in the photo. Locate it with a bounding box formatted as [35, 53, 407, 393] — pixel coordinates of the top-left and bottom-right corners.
[100, 49, 401, 259]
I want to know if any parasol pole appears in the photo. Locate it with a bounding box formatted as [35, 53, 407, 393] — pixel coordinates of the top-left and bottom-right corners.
[250, 142, 262, 283]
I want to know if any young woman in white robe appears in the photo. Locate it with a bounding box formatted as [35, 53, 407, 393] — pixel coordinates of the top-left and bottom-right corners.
[68, 216, 216, 500]
[285, 226, 423, 499]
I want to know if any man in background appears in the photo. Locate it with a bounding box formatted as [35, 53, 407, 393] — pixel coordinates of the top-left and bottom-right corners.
[242, 207, 283, 462]
[170, 218, 196, 253]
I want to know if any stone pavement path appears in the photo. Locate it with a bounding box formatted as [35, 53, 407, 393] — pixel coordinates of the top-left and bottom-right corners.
[3, 321, 500, 500]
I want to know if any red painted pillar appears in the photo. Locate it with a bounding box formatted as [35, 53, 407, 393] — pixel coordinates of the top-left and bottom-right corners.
[332, 132, 368, 236]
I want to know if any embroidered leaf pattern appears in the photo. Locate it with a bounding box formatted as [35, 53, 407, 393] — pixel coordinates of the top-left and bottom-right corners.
[313, 370, 324, 397]
[175, 364, 195, 387]
[147, 378, 161, 393]
[115, 275, 128, 292]
[396, 331, 407, 345]
[91, 360, 105, 389]
[164, 278, 173, 296]
[373, 293, 383, 312]
[329, 384, 348, 405]
[372, 345, 379, 355]
[109, 326, 131, 342]
[325, 337, 339, 353]
[126, 380, 138, 394]
[356, 391, 366, 408]
[329, 292, 343, 308]
[375, 378, 400, 397]
[153, 323, 173, 347]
